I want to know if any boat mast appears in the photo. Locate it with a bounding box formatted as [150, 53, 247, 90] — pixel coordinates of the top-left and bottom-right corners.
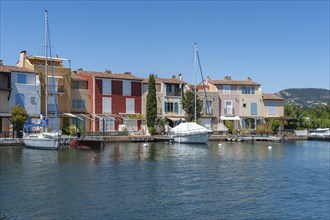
[194, 43, 197, 122]
[44, 10, 48, 131]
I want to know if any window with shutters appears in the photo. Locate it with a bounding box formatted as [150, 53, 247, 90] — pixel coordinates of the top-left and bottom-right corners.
[102, 97, 112, 113]
[102, 79, 111, 95]
[251, 103, 257, 115]
[126, 98, 135, 114]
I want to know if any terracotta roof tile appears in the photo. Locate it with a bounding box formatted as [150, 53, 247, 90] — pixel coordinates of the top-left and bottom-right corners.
[71, 73, 87, 81]
[209, 79, 260, 86]
[143, 77, 187, 84]
[0, 66, 36, 73]
[263, 93, 283, 100]
[78, 70, 143, 81]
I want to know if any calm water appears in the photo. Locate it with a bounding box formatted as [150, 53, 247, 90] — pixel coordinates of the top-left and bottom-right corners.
[1, 141, 329, 220]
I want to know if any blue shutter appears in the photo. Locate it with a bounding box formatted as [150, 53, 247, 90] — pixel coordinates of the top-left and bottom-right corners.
[251, 103, 257, 115]
[251, 87, 255, 94]
[174, 102, 178, 113]
[17, 74, 26, 84]
[165, 102, 169, 113]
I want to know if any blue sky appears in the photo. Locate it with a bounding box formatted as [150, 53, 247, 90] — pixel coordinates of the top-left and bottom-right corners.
[1, 1, 329, 93]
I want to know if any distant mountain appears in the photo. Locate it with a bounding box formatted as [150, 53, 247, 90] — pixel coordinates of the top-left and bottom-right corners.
[275, 88, 330, 108]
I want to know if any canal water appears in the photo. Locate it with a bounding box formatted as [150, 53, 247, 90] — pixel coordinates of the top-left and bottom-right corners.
[1, 141, 329, 219]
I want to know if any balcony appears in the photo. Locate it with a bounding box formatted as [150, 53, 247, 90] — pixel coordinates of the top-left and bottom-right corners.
[165, 91, 181, 97]
[47, 85, 65, 94]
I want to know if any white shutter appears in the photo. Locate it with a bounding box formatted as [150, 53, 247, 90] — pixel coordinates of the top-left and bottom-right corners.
[102, 97, 112, 113]
[126, 98, 134, 114]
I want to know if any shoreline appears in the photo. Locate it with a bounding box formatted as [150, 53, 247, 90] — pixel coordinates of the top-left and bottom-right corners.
[1, 134, 328, 147]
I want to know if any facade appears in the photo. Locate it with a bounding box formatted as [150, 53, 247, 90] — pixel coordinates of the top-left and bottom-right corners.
[70, 73, 91, 132]
[262, 93, 284, 118]
[142, 74, 186, 126]
[0, 63, 40, 137]
[77, 70, 143, 132]
[16, 51, 72, 131]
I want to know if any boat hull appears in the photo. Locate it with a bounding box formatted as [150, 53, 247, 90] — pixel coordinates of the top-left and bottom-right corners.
[23, 135, 60, 150]
[173, 132, 212, 144]
[70, 139, 102, 150]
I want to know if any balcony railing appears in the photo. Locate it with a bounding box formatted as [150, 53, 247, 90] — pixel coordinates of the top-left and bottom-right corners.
[47, 85, 65, 94]
[165, 91, 181, 97]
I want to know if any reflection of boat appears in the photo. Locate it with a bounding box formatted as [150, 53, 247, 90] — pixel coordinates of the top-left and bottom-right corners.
[170, 43, 213, 144]
[22, 10, 61, 150]
[69, 139, 102, 150]
[170, 122, 213, 144]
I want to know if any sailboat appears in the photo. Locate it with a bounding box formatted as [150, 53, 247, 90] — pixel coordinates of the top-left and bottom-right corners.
[170, 43, 213, 144]
[22, 10, 61, 150]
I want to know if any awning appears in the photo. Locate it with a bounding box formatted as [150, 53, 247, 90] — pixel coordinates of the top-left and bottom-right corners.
[0, 113, 11, 117]
[93, 114, 116, 120]
[63, 113, 83, 120]
[166, 117, 186, 122]
[220, 116, 241, 121]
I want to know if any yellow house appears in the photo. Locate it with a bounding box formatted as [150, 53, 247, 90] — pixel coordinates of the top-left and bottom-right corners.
[16, 51, 72, 130]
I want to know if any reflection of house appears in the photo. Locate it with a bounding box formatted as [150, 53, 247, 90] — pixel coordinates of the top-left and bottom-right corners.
[0, 62, 41, 137]
[142, 74, 186, 126]
[77, 70, 143, 132]
[16, 51, 72, 131]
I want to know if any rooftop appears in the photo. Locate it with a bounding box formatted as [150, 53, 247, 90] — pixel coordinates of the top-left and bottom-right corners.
[78, 70, 143, 81]
[0, 65, 36, 73]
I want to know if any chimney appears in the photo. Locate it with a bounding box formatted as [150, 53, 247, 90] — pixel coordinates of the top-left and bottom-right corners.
[178, 73, 182, 81]
[17, 50, 27, 67]
[0, 60, 3, 66]
[105, 69, 112, 74]
[206, 76, 211, 82]
[77, 68, 83, 72]
[224, 76, 232, 80]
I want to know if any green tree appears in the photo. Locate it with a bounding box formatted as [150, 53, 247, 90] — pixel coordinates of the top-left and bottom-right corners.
[181, 90, 203, 122]
[10, 105, 28, 138]
[146, 74, 157, 135]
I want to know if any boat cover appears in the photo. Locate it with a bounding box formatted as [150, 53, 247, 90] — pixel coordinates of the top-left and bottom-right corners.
[171, 122, 213, 135]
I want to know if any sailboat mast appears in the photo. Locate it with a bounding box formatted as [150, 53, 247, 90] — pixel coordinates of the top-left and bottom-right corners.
[45, 10, 48, 123]
[194, 43, 197, 122]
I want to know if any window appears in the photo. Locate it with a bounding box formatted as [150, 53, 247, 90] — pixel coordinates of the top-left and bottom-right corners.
[72, 81, 79, 89]
[126, 98, 135, 114]
[251, 103, 257, 115]
[99, 118, 115, 131]
[72, 117, 85, 131]
[124, 119, 138, 132]
[31, 97, 36, 105]
[102, 97, 112, 113]
[48, 117, 59, 131]
[78, 100, 85, 109]
[206, 100, 212, 114]
[269, 101, 276, 115]
[243, 103, 247, 108]
[102, 79, 111, 95]
[165, 102, 179, 113]
[15, 93, 25, 107]
[17, 74, 26, 84]
[223, 85, 231, 94]
[72, 100, 78, 108]
[143, 84, 148, 93]
[224, 100, 233, 115]
[123, 80, 131, 96]
[242, 86, 255, 94]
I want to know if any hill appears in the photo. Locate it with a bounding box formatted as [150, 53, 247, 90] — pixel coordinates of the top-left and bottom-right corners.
[275, 88, 330, 108]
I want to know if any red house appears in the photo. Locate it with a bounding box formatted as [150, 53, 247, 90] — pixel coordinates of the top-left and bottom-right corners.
[77, 70, 143, 132]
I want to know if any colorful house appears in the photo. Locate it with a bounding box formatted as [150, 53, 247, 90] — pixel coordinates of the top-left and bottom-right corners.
[16, 51, 72, 131]
[0, 62, 40, 137]
[142, 74, 186, 127]
[77, 70, 143, 132]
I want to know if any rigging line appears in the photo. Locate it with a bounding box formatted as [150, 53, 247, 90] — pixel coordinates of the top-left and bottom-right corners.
[47, 15, 59, 131]
[196, 47, 211, 120]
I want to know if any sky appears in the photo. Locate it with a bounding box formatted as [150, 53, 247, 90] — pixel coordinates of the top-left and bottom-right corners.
[0, 0, 329, 93]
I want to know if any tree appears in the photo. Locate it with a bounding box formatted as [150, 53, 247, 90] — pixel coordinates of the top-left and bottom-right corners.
[146, 74, 157, 135]
[10, 105, 28, 138]
[181, 90, 203, 122]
